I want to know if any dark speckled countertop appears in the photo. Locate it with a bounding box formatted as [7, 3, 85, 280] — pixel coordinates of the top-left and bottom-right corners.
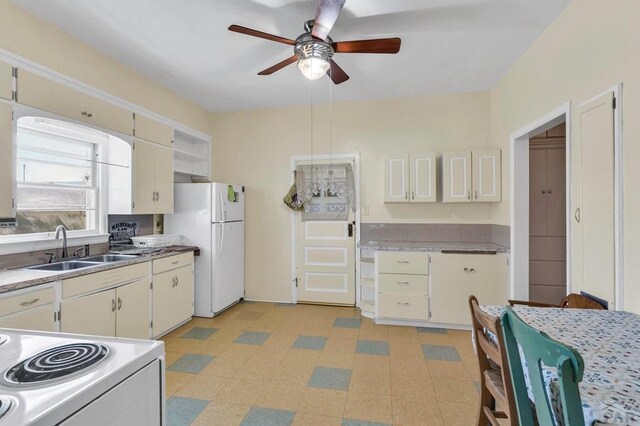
[358, 240, 509, 253]
[0, 245, 198, 294]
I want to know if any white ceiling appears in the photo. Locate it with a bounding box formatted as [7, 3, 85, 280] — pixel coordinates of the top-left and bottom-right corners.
[12, 0, 569, 113]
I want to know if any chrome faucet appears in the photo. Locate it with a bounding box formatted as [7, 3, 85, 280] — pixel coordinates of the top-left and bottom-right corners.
[54, 225, 68, 259]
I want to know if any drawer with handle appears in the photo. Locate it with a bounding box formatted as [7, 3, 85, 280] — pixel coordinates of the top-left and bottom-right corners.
[0, 287, 55, 317]
[63, 262, 149, 298]
[153, 252, 193, 275]
[377, 251, 428, 275]
[378, 293, 428, 320]
[378, 274, 428, 295]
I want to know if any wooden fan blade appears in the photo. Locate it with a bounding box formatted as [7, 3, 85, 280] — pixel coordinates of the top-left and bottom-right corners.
[257, 55, 298, 75]
[334, 38, 402, 54]
[328, 60, 349, 84]
[311, 0, 345, 40]
[228, 24, 295, 45]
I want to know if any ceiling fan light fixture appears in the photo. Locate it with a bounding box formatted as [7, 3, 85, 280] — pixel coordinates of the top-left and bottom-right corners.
[298, 56, 330, 80]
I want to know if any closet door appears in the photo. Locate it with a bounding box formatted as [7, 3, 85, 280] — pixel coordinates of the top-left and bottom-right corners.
[572, 92, 615, 306]
[529, 149, 547, 236]
[546, 148, 566, 236]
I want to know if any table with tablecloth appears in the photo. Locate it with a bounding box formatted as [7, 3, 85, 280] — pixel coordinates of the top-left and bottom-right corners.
[480, 306, 640, 425]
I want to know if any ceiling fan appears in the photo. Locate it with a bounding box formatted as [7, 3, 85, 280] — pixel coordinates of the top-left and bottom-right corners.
[228, 0, 401, 84]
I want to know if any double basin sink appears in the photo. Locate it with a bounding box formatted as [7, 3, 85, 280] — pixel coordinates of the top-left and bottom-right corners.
[27, 254, 138, 271]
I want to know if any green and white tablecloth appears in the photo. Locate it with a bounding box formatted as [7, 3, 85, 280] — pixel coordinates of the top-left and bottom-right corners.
[481, 306, 640, 425]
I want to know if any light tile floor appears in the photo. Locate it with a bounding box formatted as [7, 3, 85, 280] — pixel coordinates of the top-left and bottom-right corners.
[162, 301, 480, 426]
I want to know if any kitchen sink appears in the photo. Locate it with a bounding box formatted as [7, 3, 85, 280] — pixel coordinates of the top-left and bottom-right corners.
[28, 261, 102, 271]
[83, 254, 139, 263]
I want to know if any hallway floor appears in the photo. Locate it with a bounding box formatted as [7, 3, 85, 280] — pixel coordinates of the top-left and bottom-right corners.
[162, 301, 480, 425]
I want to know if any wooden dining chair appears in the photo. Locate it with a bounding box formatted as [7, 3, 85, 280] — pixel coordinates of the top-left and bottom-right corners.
[508, 293, 606, 310]
[468, 296, 518, 426]
[500, 307, 585, 426]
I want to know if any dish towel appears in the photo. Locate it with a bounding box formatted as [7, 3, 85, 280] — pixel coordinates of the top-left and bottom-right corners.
[283, 182, 303, 211]
[227, 185, 235, 202]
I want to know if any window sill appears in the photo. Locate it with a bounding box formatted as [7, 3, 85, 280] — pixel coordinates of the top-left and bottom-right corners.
[0, 234, 110, 256]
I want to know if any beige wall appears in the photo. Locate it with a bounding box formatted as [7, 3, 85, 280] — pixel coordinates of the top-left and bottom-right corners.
[211, 92, 494, 302]
[0, 1, 212, 134]
[490, 0, 640, 312]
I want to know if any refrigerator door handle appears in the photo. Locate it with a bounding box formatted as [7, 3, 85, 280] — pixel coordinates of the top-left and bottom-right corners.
[218, 191, 225, 223]
[218, 223, 225, 257]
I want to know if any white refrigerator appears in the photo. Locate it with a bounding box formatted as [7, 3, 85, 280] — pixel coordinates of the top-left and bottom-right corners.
[165, 182, 244, 317]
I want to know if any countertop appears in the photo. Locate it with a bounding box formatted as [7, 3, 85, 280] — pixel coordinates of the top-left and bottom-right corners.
[358, 240, 509, 253]
[0, 245, 198, 295]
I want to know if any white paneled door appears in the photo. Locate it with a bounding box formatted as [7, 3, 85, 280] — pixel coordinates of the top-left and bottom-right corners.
[296, 219, 356, 306]
[572, 91, 616, 306]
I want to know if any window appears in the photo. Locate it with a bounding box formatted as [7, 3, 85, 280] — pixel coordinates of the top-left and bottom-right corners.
[0, 117, 107, 237]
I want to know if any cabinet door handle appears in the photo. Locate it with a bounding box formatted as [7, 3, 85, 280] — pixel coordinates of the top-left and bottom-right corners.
[467, 191, 471, 200]
[397, 302, 410, 306]
[396, 260, 410, 264]
[405, 191, 408, 200]
[87, 112, 93, 118]
[464, 267, 469, 272]
[19, 298, 40, 306]
[542, 190, 547, 194]
[172, 260, 179, 265]
[156, 191, 160, 201]
[117, 297, 122, 311]
[175, 277, 179, 286]
[548, 190, 552, 194]
[81, 111, 88, 116]
[411, 191, 415, 200]
[469, 268, 475, 273]
[474, 190, 478, 200]
[396, 281, 410, 285]
[574, 208, 581, 223]
[111, 298, 116, 312]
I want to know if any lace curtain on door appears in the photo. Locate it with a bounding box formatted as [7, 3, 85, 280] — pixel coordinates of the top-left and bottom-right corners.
[296, 163, 355, 221]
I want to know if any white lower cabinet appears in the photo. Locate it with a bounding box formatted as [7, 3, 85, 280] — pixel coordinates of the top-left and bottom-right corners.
[373, 250, 508, 327]
[429, 253, 508, 325]
[61, 277, 151, 338]
[0, 287, 56, 332]
[61, 289, 117, 337]
[152, 261, 194, 338]
[0, 304, 55, 332]
[376, 251, 429, 321]
[0, 253, 195, 339]
[116, 278, 151, 339]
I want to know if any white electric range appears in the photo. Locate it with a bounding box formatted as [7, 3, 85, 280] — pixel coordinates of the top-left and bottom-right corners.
[0, 328, 165, 426]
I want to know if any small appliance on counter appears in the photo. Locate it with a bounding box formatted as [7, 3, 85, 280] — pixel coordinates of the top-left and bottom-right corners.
[165, 182, 245, 317]
[0, 328, 165, 425]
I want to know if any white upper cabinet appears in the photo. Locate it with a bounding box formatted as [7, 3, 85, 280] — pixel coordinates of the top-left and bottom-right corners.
[108, 139, 174, 215]
[0, 60, 14, 101]
[0, 102, 15, 219]
[472, 149, 501, 202]
[16, 70, 134, 136]
[410, 152, 436, 203]
[384, 155, 409, 202]
[132, 140, 174, 214]
[442, 151, 472, 202]
[384, 153, 437, 203]
[134, 113, 173, 147]
[443, 149, 501, 203]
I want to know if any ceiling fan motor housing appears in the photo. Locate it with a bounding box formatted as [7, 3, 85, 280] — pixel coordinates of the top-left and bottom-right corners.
[295, 20, 334, 62]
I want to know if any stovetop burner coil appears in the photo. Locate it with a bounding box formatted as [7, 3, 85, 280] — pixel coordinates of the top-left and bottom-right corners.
[0, 397, 12, 419]
[4, 343, 109, 384]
